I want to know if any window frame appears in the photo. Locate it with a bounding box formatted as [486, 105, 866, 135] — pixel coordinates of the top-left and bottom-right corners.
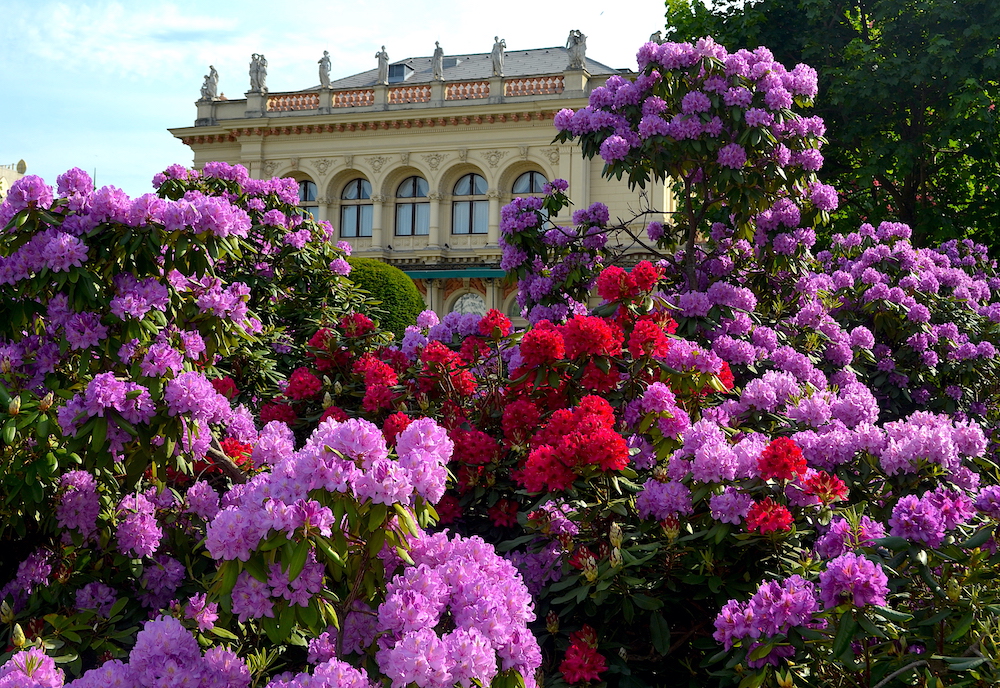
[340, 178, 373, 238]
[395, 176, 430, 237]
[451, 173, 489, 235]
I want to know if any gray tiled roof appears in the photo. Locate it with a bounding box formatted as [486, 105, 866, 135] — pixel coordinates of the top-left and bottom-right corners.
[306, 46, 622, 91]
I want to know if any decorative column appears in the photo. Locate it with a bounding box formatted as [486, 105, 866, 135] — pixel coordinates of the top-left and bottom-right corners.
[316, 196, 330, 223]
[427, 192, 443, 253]
[370, 194, 386, 254]
[427, 279, 441, 314]
[486, 188, 502, 248]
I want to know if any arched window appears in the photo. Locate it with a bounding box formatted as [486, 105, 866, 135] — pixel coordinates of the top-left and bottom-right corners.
[452, 173, 488, 235]
[451, 292, 487, 316]
[340, 179, 372, 237]
[298, 179, 318, 219]
[512, 171, 548, 195]
[395, 176, 429, 236]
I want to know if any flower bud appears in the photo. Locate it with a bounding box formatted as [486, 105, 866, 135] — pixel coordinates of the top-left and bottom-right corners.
[609, 522, 623, 548]
[322, 392, 333, 408]
[0, 359, 10, 374]
[418, 394, 430, 411]
[8, 396, 20, 416]
[946, 579, 961, 602]
[333, 381, 343, 395]
[39, 392, 54, 412]
[610, 547, 622, 568]
[0, 600, 12, 624]
[661, 516, 680, 540]
[652, 465, 670, 483]
[545, 611, 559, 635]
[582, 554, 599, 583]
[12, 623, 25, 648]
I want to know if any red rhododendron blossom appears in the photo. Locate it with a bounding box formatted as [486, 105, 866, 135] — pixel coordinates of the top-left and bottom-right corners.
[579, 361, 620, 392]
[630, 260, 663, 292]
[284, 367, 323, 400]
[516, 445, 577, 493]
[568, 548, 598, 571]
[717, 361, 735, 391]
[758, 437, 807, 481]
[746, 497, 793, 534]
[353, 353, 398, 412]
[560, 627, 607, 684]
[456, 464, 486, 493]
[435, 493, 462, 524]
[478, 308, 512, 337]
[458, 337, 492, 365]
[803, 470, 849, 504]
[319, 405, 349, 423]
[306, 327, 334, 350]
[596, 265, 637, 302]
[210, 376, 239, 400]
[518, 321, 565, 368]
[502, 399, 541, 444]
[260, 402, 297, 425]
[488, 498, 520, 528]
[561, 315, 623, 359]
[220, 437, 253, 468]
[451, 427, 500, 465]
[628, 319, 671, 358]
[382, 412, 412, 447]
[339, 313, 375, 337]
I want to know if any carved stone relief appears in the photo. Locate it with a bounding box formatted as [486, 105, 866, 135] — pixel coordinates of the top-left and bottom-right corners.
[422, 153, 447, 170]
[367, 155, 390, 172]
[481, 149, 508, 168]
[262, 160, 279, 177]
[315, 158, 333, 174]
[541, 147, 561, 164]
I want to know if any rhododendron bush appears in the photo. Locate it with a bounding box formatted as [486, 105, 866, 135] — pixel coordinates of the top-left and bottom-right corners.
[5, 35, 1000, 688]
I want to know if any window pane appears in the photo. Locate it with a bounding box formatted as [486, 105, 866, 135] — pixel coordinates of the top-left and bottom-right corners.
[341, 206, 357, 237]
[455, 175, 471, 196]
[343, 180, 359, 200]
[359, 204, 373, 237]
[397, 178, 414, 198]
[358, 180, 372, 199]
[396, 204, 412, 235]
[473, 174, 488, 195]
[302, 205, 318, 219]
[512, 173, 530, 194]
[472, 200, 488, 234]
[414, 177, 429, 197]
[414, 203, 429, 235]
[299, 180, 316, 202]
[453, 201, 470, 234]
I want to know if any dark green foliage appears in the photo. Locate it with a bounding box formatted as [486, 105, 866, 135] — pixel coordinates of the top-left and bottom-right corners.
[666, 0, 1000, 250]
[346, 257, 425, 339]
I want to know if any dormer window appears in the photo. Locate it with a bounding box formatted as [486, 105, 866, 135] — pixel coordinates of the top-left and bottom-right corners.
[388, 64, 414, 83]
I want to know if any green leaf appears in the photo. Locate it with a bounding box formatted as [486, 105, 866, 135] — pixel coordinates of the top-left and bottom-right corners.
[832, 612, 859, 660]
[90, 417, 107, 452]
[632, 593, 663, 610]
[287, 538, 312, 582]
[945, 656, 987, 671]
[870, 605, 914, 623]
[210, 627, 239, 640]
[650, 612, 671, 655]
[946, 611, 976, 643]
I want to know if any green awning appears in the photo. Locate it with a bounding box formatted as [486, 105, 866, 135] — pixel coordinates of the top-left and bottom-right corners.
[403, 269, 507, 280]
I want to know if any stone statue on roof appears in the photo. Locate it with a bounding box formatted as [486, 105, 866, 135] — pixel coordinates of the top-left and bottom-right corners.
[200, 65, 218, 100]
[566, 29, 587, 70]
[432, 41, 444, 81]
[491, 36, 506, 77]
[650, 30, 664, 44]
[249, 53, 267, 93]
[319, 51, 331, 88]
[375, 46, 389, 85]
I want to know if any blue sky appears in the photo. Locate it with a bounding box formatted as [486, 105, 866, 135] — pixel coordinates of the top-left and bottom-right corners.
[2, 0, 669, 197]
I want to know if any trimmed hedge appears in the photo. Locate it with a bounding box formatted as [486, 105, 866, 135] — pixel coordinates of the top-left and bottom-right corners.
[346, 257, 425, 339]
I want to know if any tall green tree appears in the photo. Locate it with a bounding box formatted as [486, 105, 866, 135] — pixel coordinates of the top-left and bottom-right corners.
[666, 0, 1000, 249]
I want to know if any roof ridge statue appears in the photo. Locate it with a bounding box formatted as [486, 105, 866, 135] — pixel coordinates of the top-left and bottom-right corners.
[319, 51, 331, 88]
[432, 41, 444, 81]
[249, 53, 267, 93]
[566, 29, 587, 70]
[199, 65, 218, 101]
[375, 46, 389, 85]
[491, 36, 506, 77]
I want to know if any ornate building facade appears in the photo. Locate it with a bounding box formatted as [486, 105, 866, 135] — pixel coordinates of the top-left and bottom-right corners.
[171, 36, 672, 318]
[0, 160, 27, 202]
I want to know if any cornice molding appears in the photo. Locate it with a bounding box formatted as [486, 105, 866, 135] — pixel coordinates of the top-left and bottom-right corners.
[178, 110, 560, 146]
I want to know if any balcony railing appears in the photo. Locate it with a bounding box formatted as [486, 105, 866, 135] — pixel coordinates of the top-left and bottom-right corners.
[504, 75, 564, 97]
[266, 92, 320, 112]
